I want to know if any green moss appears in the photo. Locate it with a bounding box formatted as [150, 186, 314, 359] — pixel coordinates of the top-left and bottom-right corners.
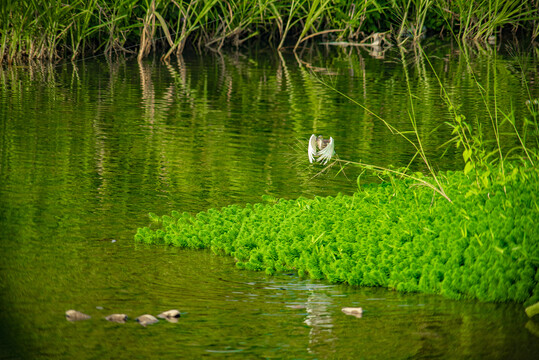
[135, 166, 539, 304]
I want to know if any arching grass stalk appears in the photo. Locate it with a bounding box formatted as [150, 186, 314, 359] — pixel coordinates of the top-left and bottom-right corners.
[412, 0, 433, 42]
[397, 44, 449, 199]
[334, 158, 452, 202]
[436, 0, 532, 41]
[390, 0, 411, 41]
[330, 0, 379, 41]
[391, 0, 432, 43]
[138, 0, 161, 61]
[204, 1, 266, 50]
[311, 73, 452, 202]
[419, 40, 488, 187]
[293, 0, 332, 50]
[499, 106, 536, 167]
[510, 47, 539, 150]
[277, 0, 304, 50]
[163, 0, 220, 60]
[97, 0, 139, 56]
[489, 45, 505, 181]
[420, 31, 539, 194]
[419, 43, 503, 189]
[68, 0, 121, 61]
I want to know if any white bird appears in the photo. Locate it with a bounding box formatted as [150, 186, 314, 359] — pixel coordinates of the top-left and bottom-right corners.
[308, 134, 335, 165]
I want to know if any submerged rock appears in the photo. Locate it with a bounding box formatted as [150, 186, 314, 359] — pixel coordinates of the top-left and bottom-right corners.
[106, 314, 128, 323]
[341, 307, 363, 318]
[286, 304, 307, 310]
[157, 309, 181, 323]
[65, 310, 91, 321]
[136, 314, 158, 326]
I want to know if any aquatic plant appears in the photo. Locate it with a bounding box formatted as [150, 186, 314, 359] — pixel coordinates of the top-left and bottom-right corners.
[2, 0, 538, 63]
[136, 165, 539, 305]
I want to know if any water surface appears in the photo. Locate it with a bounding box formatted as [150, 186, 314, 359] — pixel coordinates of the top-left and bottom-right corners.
[1, 41, 538, 359]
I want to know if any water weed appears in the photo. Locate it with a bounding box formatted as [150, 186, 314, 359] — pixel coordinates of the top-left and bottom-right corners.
[136, 166, 539, 305]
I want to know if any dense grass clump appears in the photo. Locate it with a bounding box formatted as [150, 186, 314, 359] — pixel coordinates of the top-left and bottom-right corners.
[136, 164, 539, 305]
[2, 0, 538, 63]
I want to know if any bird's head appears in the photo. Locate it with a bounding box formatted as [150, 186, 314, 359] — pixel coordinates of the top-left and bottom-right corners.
[316, 136, 330, 150]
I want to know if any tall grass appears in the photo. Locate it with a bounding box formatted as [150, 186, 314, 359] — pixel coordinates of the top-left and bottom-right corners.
[414, 31, 539, 196]
[0, 0, 139, 63]
[437, 0, 534, 41]
[1, 0, 538, 63]
[312, 51, 454, 202]
[309, 33, 538, 203]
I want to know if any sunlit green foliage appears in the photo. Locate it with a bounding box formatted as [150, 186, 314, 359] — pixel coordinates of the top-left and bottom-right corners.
[437, 0, 536, 41]
[1, 0, 538, 63]
[136, 163, 539, 305]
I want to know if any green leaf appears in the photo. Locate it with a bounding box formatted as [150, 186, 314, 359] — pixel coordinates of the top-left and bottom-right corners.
[149, 212, 160, 222]
[464, 161, 474, 175]
[481, 174, 489, 188]
[463, 148, 472, 162]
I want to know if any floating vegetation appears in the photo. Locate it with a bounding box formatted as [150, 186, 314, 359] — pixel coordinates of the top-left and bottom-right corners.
[135, 163, 539, 305]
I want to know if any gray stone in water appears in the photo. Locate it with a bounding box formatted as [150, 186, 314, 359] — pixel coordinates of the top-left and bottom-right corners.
[106, 314, 128, 323]
[341, 307, 363, 318]
[65, 310, 91, 321]
[136, 314, 158, 326]
[286, 304, 306, 310]
[157, 309, 181, 323]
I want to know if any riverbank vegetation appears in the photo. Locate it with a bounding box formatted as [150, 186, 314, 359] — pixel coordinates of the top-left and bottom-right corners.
[2, 0, 539, 63]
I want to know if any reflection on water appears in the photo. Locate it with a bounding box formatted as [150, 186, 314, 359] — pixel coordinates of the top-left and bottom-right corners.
[0, 41, 538, 359]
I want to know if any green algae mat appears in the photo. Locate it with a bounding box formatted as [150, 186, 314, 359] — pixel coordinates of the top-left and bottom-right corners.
[136, 166, 539, 305]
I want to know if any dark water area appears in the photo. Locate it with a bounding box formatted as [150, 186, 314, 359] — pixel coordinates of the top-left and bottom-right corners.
[1, 40, 538, 359]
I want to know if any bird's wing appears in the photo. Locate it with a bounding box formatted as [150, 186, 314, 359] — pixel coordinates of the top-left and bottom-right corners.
[308, 134, 317, 163]
[316, 137, 335, 165]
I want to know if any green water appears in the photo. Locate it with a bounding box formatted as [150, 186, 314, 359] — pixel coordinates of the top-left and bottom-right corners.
[1, 41, 538, 359]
